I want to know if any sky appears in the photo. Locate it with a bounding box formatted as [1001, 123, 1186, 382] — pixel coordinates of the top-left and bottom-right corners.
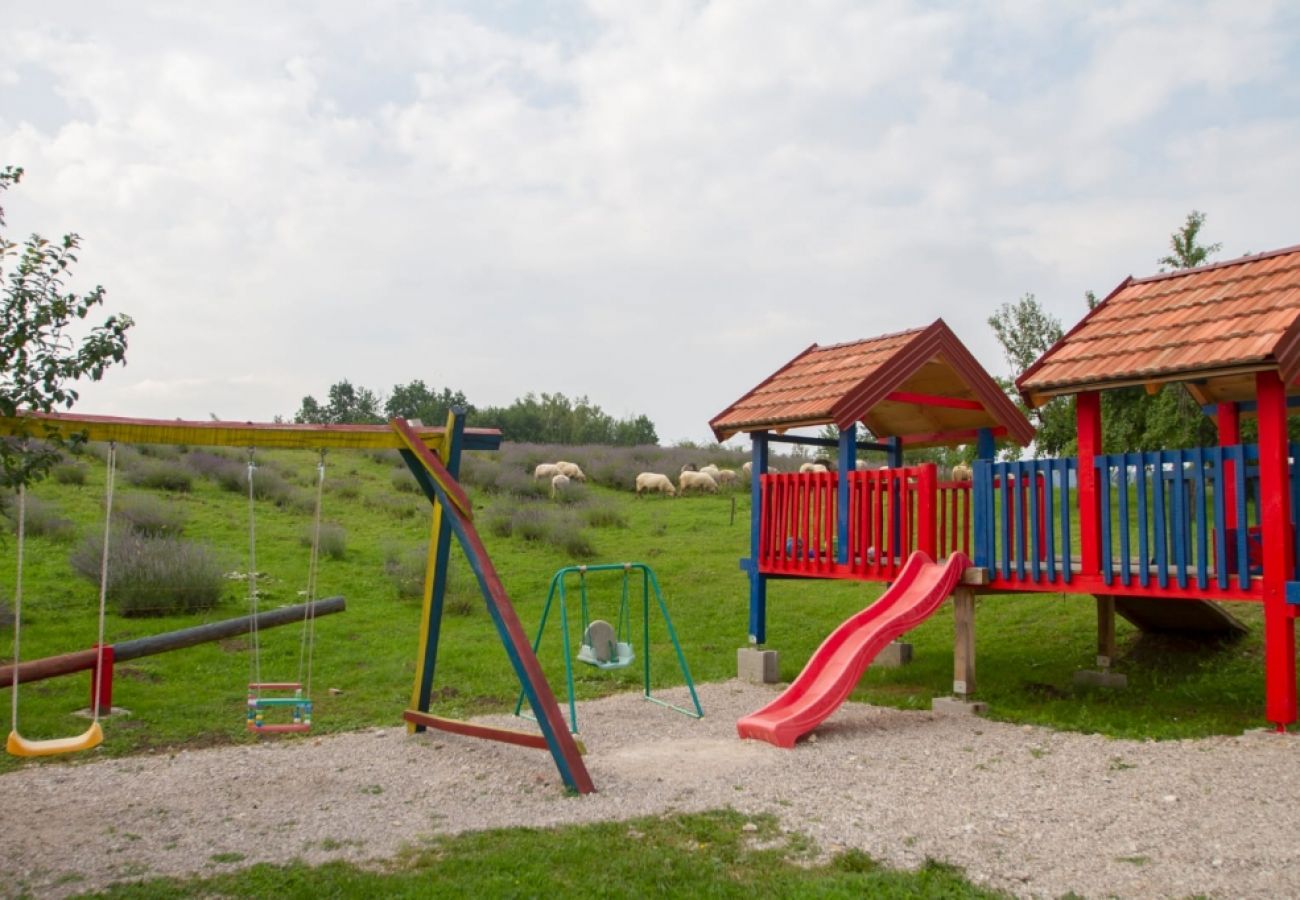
[2, 1, 1298, 446]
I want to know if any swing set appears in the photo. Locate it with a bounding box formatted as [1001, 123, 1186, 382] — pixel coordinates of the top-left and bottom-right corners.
[1, 411, 601, 793]
[514, 562, 703, 734]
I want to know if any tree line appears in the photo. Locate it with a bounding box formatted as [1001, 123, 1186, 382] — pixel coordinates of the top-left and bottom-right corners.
[292, 379, 658, 447]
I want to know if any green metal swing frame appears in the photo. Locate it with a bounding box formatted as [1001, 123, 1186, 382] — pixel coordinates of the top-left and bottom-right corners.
[515, 562, 703, 734]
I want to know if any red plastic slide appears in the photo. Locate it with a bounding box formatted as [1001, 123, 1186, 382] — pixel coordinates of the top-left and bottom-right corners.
[737, 550, 970, 748]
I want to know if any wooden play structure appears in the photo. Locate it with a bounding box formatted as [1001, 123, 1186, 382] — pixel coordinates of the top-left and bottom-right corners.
[0, 410, 595, 792]
[716, 245, 1300, 741]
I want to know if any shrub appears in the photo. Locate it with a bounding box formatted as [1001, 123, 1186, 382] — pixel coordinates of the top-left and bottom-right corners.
[185, 450, 242, 482]
[510, 505, 549, 542]
[328, 476, 363, 501]
[302, 522, 347, 560]
[486, 507, 514, 538]
[365, 494, 424, 520]
[52, 462, 88, 485]
[137, 443, 183, 461]
[494, 468, 549, 499]
[459, 453, 501, 492]
[127, 460, 194, 493]
[548, 510, 596, 558]
[114, 493, 186, 537]
[14, 495, 77, 542]
[71, 531, 225, 617]
[581, 500, 628, 529]
[383, 545, 426, 599]
[550, 481, 589, 506]
[391, 468, 422, 494]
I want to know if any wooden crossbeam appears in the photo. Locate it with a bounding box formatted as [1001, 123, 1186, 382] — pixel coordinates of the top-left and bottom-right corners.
[886, 391, 985, 412]
[402, 710, 586, 754]
[899, 425, 1008, 446]
[0, 411, 501, 452]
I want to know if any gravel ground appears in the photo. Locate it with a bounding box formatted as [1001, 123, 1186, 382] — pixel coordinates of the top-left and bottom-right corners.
[4, 680, 1299, 899]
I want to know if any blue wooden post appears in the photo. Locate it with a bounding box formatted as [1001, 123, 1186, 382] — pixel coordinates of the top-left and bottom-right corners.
[836, 424, 856, 565]
[748, 431, 770, 644]
[887, 436, 903, 551]
[412, 408, 465, 726]
[972, 428, 996, 569]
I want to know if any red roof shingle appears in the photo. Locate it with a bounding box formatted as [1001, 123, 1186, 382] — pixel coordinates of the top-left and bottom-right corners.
[710, 319, 1035, 447]
[1019, 245, 1300, 403]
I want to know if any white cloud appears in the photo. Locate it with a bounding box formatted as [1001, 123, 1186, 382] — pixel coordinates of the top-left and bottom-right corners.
[1, 1, 1296, 443]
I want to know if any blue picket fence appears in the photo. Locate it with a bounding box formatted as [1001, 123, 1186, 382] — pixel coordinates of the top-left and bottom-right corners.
[973, 458, 1076, 584]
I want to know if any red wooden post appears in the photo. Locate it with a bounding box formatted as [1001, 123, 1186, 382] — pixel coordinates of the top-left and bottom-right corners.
[89, 644, 114, 715]
[1077, 391, 1103, 576]
[917, 463, 937, 559]
[1255, 371, 1296, 730]
[1218, 402, 1240, 532]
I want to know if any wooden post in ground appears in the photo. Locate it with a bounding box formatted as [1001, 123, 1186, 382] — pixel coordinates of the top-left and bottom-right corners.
[952, 586, 976, 698]
[1096, 595, 1117, 669]
[933, 585, 986, 715]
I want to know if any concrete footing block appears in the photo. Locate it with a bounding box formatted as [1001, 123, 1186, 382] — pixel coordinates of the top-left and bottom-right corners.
[1073, 669, 1128, 689]
[738, 647, 780, 684]
[931, 696, 988, 716]
[873, 641, 912, 668]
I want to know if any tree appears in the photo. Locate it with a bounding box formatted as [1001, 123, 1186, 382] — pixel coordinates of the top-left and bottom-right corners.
[0, 166, 133, 486]
[294, 379, 383, 424]
[1159, 210, 1222, 271]
[988, 293, 1075, 457]
[385, 379, 474, 425]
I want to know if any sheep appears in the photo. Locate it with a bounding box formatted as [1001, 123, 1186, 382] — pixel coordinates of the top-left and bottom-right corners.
[550, 472, 570, 498]
[635, 472, 676, 496]
[951, 463, 973, 482]
[799, 462, 830, 474]
[742, 461, 752, 479]
[700, 464, 722, 481]
[680, 463, 698, 473]
[855, 459, 871, 471]
[679, 470, 719, 494]
[534, 463, 562, 480]
[556, 461, 586, 482]
[717, 468, 738, 485]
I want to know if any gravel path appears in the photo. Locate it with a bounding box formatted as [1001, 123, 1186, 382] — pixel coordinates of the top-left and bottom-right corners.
[4, 680, 1299, 898]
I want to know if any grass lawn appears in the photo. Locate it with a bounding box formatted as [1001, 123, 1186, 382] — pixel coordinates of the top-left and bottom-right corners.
[0, 441, 1277, 895]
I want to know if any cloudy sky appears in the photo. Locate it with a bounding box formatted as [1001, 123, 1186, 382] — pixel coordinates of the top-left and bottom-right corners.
[2, 1, 1297, 445]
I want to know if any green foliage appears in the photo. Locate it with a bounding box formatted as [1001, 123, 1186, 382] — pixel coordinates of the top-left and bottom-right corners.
[70, 530, 226, 617]
[114, 492, 187, 537]
[85, 810, 999, 899]
[12, 493, 77, 541]
[987, 293, 1074, 457]
[51, 460, 87, 485]
[1159, 209, 1222, 271]
[295, 380, 383, 425]
[303, 521, 347, 560]
[0, 165, 133, 487]
[126, 459, 194, 493]
[384, 379, 473, 425]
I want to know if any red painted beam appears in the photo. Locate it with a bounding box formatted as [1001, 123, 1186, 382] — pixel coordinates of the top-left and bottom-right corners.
[1256, 370, 1296, 728]
[899, 426, 1007, 446]
[886, 391, 985, 411]
[403, 710, 586, 754]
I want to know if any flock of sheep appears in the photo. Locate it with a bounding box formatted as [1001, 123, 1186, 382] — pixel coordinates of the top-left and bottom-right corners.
[531, 457, 975, 500]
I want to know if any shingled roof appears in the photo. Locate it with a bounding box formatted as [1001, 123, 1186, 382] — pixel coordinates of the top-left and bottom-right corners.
[1019, 244, 1300, 407]
[710, 319, 1035, 448]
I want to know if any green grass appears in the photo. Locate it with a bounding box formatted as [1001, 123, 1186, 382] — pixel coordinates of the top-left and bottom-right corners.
[81, 810, 1003, 899]
[0, 443, 1278, 774]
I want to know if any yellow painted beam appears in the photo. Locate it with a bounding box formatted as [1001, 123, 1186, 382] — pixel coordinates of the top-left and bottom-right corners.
[0, 411, 499, 452]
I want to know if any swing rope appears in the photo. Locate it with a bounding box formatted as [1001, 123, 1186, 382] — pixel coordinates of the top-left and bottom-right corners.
[246, 450, 261, 697]
[296, 451, 325, 700]
[8, 442, 116, 755]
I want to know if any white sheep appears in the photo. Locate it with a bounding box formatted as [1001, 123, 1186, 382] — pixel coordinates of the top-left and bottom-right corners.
[799, 462, 830, 474]
[556, 461, 586, 482]
[855, 459, 871, 471]
[680, 463, 698, 473]
[717, 468, 738, 485]
[700, 464, 721, 481]
[534, 463, 562, 480]
[742, 461, 752, 478]
[550, 472, 570, 498]
[951, 463, 973, 482]
[679, 470, 719, 494]
[635, 472, 676, 496]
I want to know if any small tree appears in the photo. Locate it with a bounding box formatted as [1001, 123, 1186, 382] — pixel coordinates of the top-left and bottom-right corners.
[988, 293, 1074, 457]
[0, 166, 132, 486]
[1159, 210, 1222, 271]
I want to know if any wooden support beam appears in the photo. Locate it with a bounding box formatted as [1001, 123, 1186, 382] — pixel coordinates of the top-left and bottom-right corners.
[402, 710, 586, 754]
[1096, 595, 1117, 669]
[0, 411, 501, 452]
[886, 391, 985, 412]
[900, 425, 1008, 446]
[952, 586, 976, 698]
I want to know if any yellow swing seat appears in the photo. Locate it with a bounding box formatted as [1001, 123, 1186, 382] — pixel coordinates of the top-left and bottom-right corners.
[6, 722, 104, 758]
